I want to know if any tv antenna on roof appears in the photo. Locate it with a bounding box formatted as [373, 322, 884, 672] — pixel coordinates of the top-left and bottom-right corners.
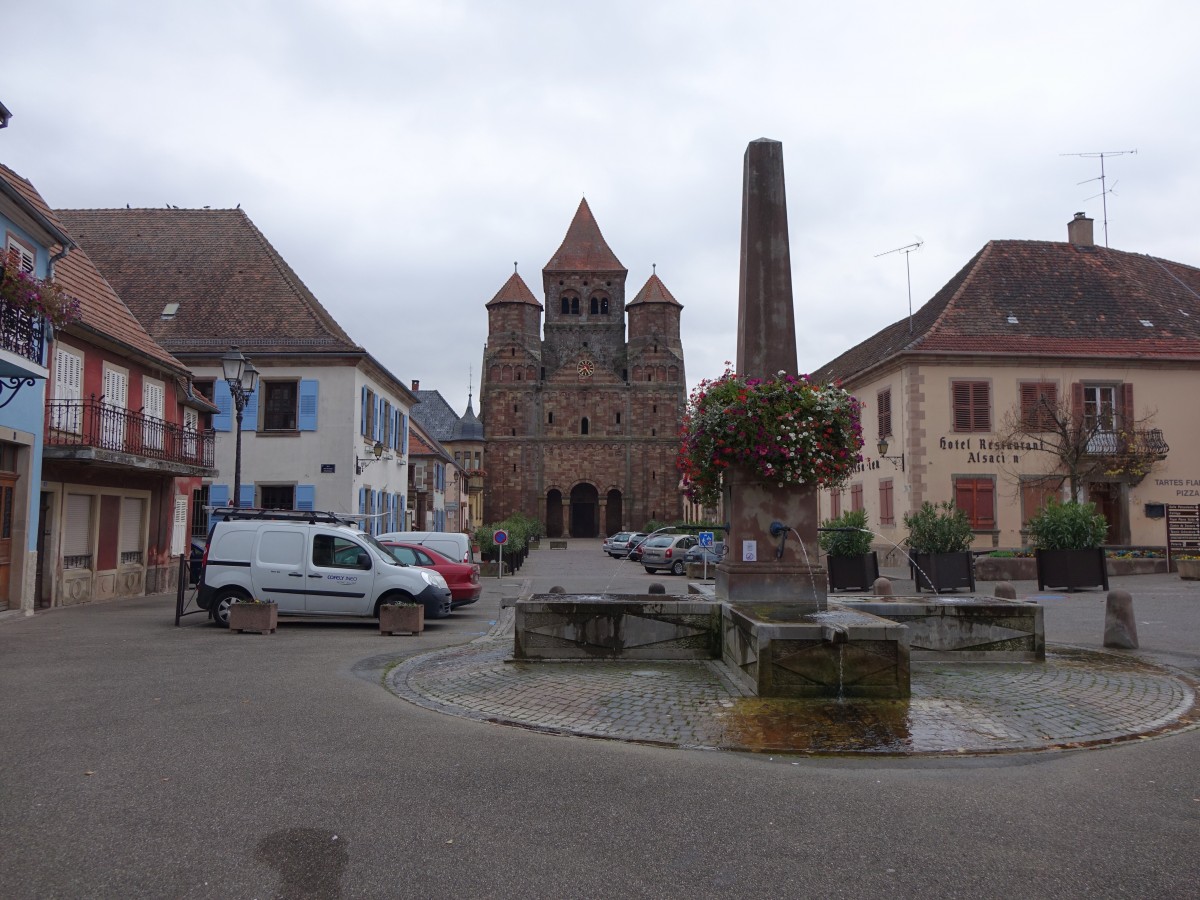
[1060, 149, 1137, 248]
[875, 240, 923, 334]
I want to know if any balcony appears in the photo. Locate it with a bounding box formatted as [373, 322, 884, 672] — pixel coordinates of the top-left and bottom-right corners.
[1085, 428, 1169, 458]
[45, 397, 217, 475]
[0, 298, 46, 368]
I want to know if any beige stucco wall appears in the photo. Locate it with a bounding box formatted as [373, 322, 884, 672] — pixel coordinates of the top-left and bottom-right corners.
[821, 357, 1194, 555]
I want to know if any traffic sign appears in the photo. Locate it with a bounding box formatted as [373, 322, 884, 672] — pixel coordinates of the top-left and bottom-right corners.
[494, 529, 509, 545]
[698, 531, 715, 547]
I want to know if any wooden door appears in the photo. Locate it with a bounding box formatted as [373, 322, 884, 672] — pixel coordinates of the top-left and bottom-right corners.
[0, 475, 14, 610]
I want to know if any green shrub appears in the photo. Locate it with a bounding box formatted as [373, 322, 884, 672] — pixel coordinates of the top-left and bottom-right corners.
[1027, 500, 1107, 550]
[903, 501, 974, 554]
[819, 509, 874, 557]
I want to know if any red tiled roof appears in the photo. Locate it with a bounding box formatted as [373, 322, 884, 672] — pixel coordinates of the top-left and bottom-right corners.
[53, 208, 361, 357]
[52, 245, 188, 374]
[813, 239, 1200, 383]
[0, 166, 184, 375]
[485, 270, 542, 309]
[627, 272, 681, 308]
[0, 164, 73, 247]
[543, 199, 625, 273]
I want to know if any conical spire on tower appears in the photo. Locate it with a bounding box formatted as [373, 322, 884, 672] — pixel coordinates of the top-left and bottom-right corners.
[544, 198, 626, 272]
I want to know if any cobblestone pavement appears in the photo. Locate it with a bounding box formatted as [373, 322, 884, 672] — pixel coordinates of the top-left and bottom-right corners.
[388, 608, 1199, 756]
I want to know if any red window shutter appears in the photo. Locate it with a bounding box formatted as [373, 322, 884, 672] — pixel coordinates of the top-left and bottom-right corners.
[831, 490, 841, 519]
[976, 479, 995, 528]
[953, 381, 990, 432]
[879, 479, 894, 525]
[1020, 382, 1057, 431]
[1071, 382, 1085, 428]
[877, 388, 892, 438]
[1119, 383, 1135, 430]
[954, 479, 975, 522]
[851, 483, 864, 512]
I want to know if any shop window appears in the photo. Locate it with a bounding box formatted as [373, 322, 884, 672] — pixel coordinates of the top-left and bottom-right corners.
[954, 476, 996, 529]
[879, 479, 894, 525]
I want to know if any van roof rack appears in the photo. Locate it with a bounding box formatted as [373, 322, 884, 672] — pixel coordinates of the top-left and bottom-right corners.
[210, 507, 358, 527]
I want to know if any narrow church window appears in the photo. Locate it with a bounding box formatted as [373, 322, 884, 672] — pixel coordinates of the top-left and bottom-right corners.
[571, 297, 580, 315]
[513, 404, 518, 412]
[647, 374, 653, 382]
[622, 369, 628, 381]
[511, 429, 515, 436]
[652, 471, 656, 480]
[615, 412, 621, 424]
[540, 367, 546, 379]
[653, 405, 657, 413]
[516, 371, 522, 380]
[601, 299, 609, 314]
[581, 417, 590, 435]
[652, 428, 656, 436]
[511, 348, 515, 357]
[548, 411, 554, 424]
[561, 297, 570, 315]
[653, 344, 658, 352]
[590, 297, 598, 314]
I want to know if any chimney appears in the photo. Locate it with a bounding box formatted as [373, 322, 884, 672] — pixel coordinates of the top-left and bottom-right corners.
[1067, 212, 1094, 247]
[411, 379, 420, 391]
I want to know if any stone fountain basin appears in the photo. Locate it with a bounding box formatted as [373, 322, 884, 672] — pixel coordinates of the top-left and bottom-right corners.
[513, 594, 720, 661]
[722, 604, 910, 699]
[833, 595, 1045, 662]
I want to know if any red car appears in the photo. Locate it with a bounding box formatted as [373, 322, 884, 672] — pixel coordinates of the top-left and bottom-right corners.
[382, 541, 481, 608]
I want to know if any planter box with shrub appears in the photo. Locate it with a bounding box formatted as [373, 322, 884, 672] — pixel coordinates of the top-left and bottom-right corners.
[903, 501, 976, 593]
[820, 508, 880, 592]
[1028, 500, 1109, 592]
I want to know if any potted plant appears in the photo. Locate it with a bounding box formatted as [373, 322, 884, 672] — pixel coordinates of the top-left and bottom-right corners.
[903, 501, 976, 592]
[379, 599, 424, 636]
[1175, 555, 1200, 580]
[676, 367, 863, 508]
[228, 598, 278, 634]
[1027, 500, 1109, 591]
[820, 508, 879, 591]
[0, 247, 83, 329]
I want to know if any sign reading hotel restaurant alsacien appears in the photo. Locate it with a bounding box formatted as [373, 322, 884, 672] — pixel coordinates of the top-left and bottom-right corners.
[938, 436, 1047, 465]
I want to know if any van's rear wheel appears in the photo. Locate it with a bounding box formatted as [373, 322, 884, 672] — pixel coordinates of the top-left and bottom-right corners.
[212, 588, 248, 628]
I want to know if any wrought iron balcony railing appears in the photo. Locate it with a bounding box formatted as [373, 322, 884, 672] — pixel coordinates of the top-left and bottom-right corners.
[45, 397, 216, 469]
[0, 297, 47, 367]
[1085, 428, 1169, 458]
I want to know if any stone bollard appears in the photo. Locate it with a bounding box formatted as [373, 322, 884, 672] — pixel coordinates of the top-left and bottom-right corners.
[648, 582, 666, 595]
[872, 577, 894, 596]
[548, 585, 566, 594]
[993, 581, 1017, 600]
[1104, 589, 1139, 649]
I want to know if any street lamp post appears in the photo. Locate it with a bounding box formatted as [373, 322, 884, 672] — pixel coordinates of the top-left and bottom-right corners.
[221, 346, 259, 508]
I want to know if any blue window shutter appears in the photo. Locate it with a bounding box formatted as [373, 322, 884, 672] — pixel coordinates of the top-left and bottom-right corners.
[298, 380, 318, 431]
[359, 487, 366, 515]
[360, 387, 367, 436]
[213, 383, 232, 432]
[401, 414, 409, 455]
[241, 387, 259, 433]
[375, 398, 382, 441]
[208, 484, 229, 529]
[393, 410, 400, 449]
[239, 483, 255, 508]
[296, 484, 315, 510]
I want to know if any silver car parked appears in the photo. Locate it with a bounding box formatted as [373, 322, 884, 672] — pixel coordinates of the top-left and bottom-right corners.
[640, 534, 698, 576]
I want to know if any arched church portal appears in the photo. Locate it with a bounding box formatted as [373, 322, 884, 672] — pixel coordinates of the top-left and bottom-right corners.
[569, 483, 599, 538]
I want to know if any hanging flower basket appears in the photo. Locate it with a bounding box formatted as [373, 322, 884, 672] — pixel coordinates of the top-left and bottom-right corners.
[676, 366, 864, 508]
[0, 248, 83, 329]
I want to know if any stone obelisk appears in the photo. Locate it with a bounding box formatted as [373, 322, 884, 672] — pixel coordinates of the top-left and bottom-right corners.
[715, 139, 827, 609]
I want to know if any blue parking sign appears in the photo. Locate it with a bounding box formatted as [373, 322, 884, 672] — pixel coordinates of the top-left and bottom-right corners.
[698, 531, 714, 547]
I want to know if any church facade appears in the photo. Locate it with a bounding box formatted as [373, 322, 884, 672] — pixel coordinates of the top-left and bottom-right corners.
[480, 200, 686, 537]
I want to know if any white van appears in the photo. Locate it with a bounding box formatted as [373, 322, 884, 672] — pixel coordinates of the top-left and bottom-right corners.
[198, 509, 452, 626]
[376, 531, 473, 564]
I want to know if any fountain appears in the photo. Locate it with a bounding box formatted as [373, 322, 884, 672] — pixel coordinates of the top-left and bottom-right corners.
[512, 139, 1043, 700]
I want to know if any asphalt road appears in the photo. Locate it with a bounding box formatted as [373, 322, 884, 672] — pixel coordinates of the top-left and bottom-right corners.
[2, 543, 1197, 898]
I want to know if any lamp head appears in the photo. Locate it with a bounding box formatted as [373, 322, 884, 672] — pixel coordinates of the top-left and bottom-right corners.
[877, 438, 889, 457]
[221, 346, 246, 383]
[242, 360, 259, 394]
[372, 440, 384, 460]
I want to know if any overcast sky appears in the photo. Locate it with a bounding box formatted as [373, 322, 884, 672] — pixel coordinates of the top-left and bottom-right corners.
[4, 0, 1197, 416]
